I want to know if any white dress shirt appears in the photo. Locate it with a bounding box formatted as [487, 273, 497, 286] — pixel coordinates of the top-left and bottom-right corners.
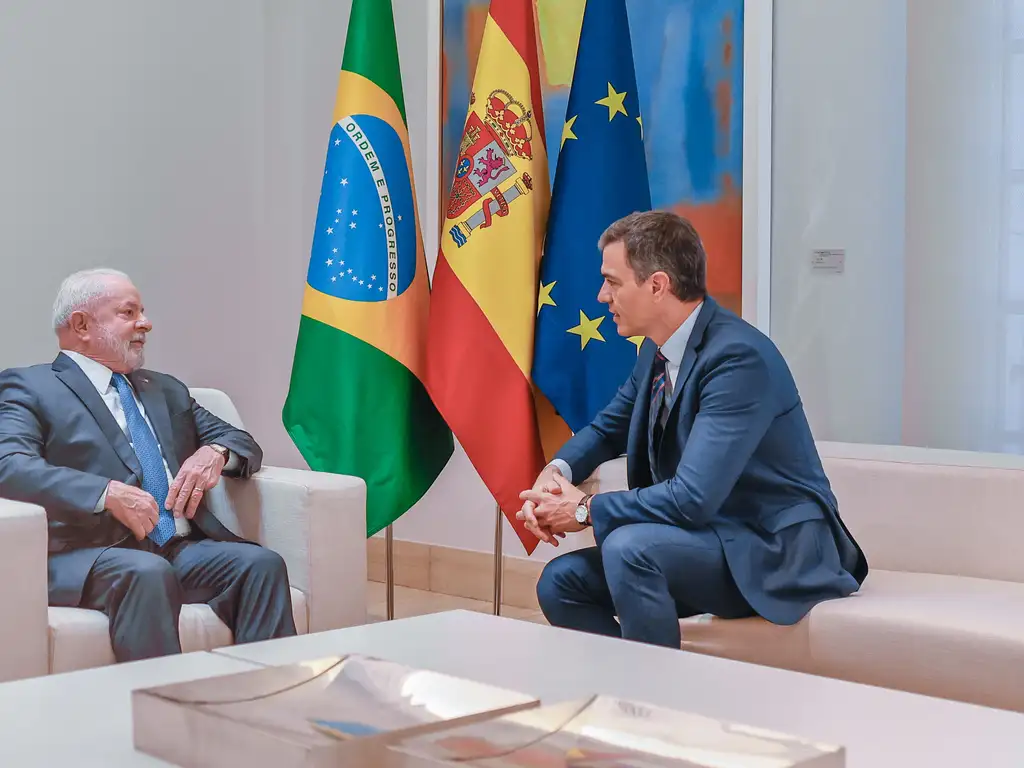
[550, 302, 704, 484]
[62, 350, 235, 536]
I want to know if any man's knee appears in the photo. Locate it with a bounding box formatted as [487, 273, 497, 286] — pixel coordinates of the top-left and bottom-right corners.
[536, 556, 576, 614]
[599, 526, 648, 569]
[227, 546, 296, 642]
[242, 546, 289, 584]
[123, 553, 178, 595]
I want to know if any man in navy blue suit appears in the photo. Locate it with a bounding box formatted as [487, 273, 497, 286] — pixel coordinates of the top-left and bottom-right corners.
[519, 211, 867, 647]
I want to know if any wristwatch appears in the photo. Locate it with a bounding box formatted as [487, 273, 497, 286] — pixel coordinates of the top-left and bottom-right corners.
[575, 494, 593, 527]
[208, 444, 230, 461]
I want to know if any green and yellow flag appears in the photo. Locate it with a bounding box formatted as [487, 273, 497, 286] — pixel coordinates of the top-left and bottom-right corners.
[283, 0, 453, 536]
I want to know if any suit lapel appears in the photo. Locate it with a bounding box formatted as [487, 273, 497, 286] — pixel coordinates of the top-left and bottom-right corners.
[668, 346, 698, 416]
[631, 300, 719, 483]
[52, 353, 142, 477]
[129, 371, 180, 476]
[666, 298, 717, 416]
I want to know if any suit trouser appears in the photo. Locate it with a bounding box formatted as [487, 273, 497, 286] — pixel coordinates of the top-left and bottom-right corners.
[536, 523, 754, 647]
[80, 534, 297, 662]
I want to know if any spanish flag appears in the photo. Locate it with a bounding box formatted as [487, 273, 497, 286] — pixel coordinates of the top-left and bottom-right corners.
[283, 0, 453, 537]
[426, 0, 558, 554]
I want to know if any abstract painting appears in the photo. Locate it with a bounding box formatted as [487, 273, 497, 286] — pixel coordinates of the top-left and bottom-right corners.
[440, 0, 745, 312]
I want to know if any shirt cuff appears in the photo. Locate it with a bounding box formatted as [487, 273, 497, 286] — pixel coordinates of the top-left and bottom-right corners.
[548, 459, 572, 484]
[223, 449, 241, 472]
[94, 485, 108, 513]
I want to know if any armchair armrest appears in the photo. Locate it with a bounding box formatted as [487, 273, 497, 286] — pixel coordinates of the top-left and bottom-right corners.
[0, 500, 49, 681]
[204, 466, 367, 632]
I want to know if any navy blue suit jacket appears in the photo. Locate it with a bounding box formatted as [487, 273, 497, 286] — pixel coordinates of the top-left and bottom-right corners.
[0, 353, 261, 607]
[555, 298, 867, 625]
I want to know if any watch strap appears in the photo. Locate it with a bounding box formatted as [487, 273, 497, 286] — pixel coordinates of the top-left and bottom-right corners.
[579, 494, 593, 526]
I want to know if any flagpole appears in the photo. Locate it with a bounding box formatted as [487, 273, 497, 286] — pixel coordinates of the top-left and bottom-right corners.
[492, 504, 503, 615]
[437, 0, 446, 226]
[385, 524, 395, 620]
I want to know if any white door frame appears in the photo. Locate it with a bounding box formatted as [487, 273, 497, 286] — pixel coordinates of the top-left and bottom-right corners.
[741, 0, 774, 334]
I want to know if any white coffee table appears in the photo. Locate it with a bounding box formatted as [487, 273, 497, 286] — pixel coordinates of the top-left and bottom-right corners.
[218, 610, 1024, 768]
[0, 610, 1021, 766]
[0, 649, 261, 766]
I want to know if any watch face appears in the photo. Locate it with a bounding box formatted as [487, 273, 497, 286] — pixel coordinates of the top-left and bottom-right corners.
[575, 505, 588, 523]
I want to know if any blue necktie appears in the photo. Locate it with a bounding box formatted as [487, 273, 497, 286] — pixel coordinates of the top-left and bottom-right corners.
[111, 374, 177, 546]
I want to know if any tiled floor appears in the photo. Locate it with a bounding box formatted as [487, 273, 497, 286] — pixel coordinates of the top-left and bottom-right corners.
[366, 581, 547, 625]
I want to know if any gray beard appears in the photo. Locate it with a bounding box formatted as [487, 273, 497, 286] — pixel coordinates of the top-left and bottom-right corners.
[97, 325, 144, 372]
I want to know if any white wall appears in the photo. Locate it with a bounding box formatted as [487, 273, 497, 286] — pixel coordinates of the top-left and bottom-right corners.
[771, 0, 1013, 454]
[902, 0, 1005, 451]
[770, 0, 907, 445]
[0, 0, 266, 371]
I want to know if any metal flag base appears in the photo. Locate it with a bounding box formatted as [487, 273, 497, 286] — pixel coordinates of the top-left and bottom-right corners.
[493, 504, 503, 615]
[385, 524, 395, 620]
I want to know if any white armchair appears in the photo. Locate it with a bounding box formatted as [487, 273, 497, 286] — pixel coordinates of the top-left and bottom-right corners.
[0, 388, 367, 681]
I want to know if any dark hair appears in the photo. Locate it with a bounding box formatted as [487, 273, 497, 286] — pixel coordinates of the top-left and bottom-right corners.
[597, 211, 707, 301]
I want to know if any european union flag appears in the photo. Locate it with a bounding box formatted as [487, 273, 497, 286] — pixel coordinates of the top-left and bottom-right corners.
[532, 0, 651, 433]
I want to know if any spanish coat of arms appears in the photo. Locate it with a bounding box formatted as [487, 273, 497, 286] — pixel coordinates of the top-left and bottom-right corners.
[446, 88, 535, 248]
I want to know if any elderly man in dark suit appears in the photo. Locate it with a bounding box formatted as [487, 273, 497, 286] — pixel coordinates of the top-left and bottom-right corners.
[519, 212, 867, 648]
[0, 268, 295, 662]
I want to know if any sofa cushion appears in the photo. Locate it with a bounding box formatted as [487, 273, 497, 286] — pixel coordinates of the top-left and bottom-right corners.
[679, 570, 1024, 712]
[809, 570, 1024, 711]
[48, 587, 308, 675]
[820, 443, 1024, 582]
[678, 613, 815, 674]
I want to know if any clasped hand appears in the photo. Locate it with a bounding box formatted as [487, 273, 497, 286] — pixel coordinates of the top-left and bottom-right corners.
[516, 469, 586, 547]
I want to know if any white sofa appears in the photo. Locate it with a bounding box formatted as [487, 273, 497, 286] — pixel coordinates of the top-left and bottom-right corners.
[0, 388, 367, 681]
[590, 443, 1024, 712]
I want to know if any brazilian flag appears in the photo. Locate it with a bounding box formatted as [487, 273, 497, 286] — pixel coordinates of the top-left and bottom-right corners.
[283, 0, 453, 536]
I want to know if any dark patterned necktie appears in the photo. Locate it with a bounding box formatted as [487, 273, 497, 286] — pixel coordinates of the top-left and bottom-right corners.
[648, 351, 668, 481]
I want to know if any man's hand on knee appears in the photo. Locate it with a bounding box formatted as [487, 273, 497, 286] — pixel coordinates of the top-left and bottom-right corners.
[104, 481, 160, 540]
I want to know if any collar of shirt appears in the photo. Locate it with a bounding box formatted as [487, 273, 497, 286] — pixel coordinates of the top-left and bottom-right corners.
[61, 349, 118, 394]
[658, 301, 704, 370]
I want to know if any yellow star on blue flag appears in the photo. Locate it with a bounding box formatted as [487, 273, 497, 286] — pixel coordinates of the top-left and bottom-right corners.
[532, 0, 651, 432]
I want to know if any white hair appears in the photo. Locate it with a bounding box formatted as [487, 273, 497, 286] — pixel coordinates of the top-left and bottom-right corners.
[52, 268, 132, 332]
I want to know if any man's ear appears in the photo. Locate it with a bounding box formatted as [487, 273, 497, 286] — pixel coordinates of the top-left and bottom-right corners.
[649, 271, 672, 298]
[68, 310, 90, 338]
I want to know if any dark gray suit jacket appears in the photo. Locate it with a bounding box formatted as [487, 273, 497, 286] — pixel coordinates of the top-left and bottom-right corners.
[0, 352, 262, 606]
